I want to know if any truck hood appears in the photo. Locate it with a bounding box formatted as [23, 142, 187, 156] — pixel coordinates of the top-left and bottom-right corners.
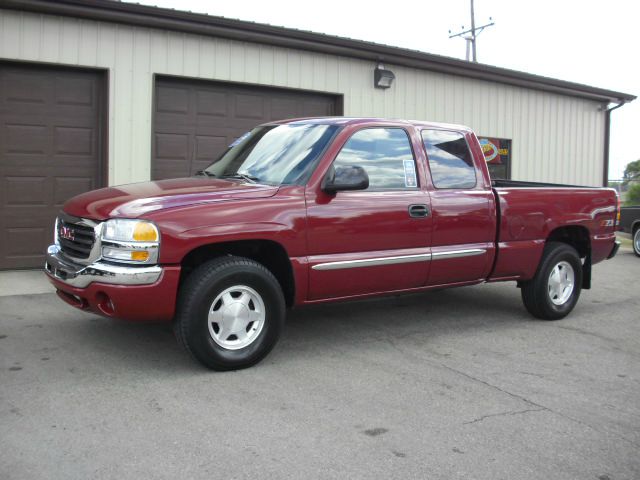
[63, 177, 280, 220]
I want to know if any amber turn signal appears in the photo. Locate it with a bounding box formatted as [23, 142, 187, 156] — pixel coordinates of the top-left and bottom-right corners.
[130, 251, 150, 262]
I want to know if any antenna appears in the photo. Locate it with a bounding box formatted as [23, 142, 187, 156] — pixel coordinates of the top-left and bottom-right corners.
[448, 0, 494, 62]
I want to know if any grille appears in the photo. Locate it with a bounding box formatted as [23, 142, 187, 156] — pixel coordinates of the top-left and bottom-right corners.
[58, 218, 96, 259]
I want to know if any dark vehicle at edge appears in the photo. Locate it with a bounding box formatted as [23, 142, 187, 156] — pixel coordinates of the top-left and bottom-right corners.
[619, 205, 640, 256]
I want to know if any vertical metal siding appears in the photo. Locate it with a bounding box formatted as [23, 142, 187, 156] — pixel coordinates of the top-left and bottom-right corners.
[0, 8, 607, 186]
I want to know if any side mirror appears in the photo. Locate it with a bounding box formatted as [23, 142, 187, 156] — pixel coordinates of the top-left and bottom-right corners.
[322, 166, 369, 194]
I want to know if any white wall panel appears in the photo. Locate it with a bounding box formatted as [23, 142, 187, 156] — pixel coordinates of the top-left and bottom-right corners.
[0, 8, 607, 186]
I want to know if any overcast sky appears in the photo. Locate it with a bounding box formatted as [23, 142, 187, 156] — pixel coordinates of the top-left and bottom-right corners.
[131, 0, 639, 179]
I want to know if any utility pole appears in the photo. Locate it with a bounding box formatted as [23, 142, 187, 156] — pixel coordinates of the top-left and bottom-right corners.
[449, 0, 494, 62]
[470, 0, 477, 62]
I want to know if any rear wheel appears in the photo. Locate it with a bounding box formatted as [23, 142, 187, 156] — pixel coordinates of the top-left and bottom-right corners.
[175, 256, 286, 370]
[633, 226, 640, 257]
[521, 242, 583, 320]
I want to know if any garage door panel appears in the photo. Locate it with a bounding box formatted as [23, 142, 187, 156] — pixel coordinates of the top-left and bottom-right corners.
[235, 94, 265, 119]
[153, 77, 339, 180]
[5, 124, 48, 154]
[195, 135, 226, 160]
[196, 90, 227, 117]
[5, 226, 47, 256]
[4, 176, 49, 206]
[157, 85, 189, 114]
[55, 76, 94, 106]
[302, 99, 334, 116]
[54, 126, 94, 156]
[2, 72, 48, 104]
[155, 133, 189, 160]
[270, 98, 298, 121]
[153, 160, 191, 180]
[53, 177, 95, 206]
[0, 63, 104, 270]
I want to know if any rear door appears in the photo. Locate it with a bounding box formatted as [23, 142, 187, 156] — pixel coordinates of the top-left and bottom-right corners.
[305, 126, 432, 300]
[420, 129, 496, 285]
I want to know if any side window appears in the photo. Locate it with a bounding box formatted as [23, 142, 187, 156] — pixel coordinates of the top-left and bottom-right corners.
[422, 130, 476, 189]
[333, 128, 418, 190]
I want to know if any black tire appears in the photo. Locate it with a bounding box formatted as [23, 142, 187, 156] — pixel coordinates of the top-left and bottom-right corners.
[520, 242, 583, 320]
[174, 256, 285, 370]
[633, 226, 640, 257]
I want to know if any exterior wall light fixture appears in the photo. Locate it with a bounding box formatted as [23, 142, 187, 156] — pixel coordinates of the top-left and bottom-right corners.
[374, 64, 395, 89]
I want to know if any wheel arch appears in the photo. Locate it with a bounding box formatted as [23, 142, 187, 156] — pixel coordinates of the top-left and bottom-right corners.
[546, 225, 591, 289]
[179, 239, 295, 307]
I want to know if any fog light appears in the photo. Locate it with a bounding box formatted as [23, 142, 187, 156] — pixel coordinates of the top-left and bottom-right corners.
[96, 292, 115, 316]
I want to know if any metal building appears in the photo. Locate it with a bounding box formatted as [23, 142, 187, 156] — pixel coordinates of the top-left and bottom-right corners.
[0, 0, 635, 269]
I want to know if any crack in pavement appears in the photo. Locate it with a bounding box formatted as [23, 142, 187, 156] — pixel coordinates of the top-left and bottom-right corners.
[382, 336, 640, 450]
[551, 325, 640, 359]
[463, 408, 547, 425]
[435, 360, 640, 450]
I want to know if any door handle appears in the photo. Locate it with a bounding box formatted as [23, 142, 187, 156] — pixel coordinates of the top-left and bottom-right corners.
[408, 204, 429, 218]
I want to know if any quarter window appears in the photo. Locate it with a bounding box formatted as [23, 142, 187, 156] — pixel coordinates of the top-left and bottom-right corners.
[422, 130, 476, 189]
[332, 128, 418, 190]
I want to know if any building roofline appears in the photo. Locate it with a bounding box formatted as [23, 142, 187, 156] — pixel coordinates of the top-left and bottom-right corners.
[1, 0, 636, 104]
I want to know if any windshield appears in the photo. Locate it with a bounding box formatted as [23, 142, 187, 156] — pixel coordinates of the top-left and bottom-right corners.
[203, 123, 339, 185]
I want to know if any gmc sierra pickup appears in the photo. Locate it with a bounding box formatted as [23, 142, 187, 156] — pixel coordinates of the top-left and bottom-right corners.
[45, 118, 620, 370]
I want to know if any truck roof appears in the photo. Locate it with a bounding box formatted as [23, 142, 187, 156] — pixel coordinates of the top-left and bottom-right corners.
[268, 116, 474, 133]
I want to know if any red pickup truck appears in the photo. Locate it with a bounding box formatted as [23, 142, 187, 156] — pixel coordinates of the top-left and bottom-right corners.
[45, 118, 620, 370]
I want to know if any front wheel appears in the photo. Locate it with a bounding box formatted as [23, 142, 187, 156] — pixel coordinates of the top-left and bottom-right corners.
[520, 242, 583, 320]
[633, 227, 640, 257]
[175, 256, 286, 370]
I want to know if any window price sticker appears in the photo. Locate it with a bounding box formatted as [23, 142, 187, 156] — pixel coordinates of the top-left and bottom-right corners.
[403, 159, 417, 187]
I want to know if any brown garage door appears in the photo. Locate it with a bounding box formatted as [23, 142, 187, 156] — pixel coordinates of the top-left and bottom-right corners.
[0, 63, 105, 270]
[153, 77, 340, 180]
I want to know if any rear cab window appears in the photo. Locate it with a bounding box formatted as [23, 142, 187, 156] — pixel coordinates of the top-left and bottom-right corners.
[421, 129, 476, 189]
[332, 127, 419, 190]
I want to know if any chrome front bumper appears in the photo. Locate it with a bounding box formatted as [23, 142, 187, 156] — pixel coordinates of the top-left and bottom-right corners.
[45, 245, 163, 288]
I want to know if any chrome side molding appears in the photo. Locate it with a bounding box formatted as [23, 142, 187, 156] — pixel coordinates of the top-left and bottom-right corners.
[431, 249, 486, 260]
[311, 248, 487, 271]
[312, 253, 431, 271]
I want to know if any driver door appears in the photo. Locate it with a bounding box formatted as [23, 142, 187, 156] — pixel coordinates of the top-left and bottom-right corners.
[305, 127, 433, 300]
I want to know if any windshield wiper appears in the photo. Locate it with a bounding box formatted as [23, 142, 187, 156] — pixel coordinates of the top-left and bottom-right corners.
[220, 172, 260, 183]
[195, 170, 217, 177]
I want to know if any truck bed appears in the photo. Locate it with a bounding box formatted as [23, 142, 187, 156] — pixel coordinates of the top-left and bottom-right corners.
[489, 184, 618, 282]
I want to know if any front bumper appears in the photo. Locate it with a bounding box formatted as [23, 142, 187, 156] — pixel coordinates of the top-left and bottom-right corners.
[45, 244, 180, 322]
[45, 245, 162, 288]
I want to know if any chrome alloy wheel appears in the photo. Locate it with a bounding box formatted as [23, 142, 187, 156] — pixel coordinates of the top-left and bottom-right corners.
[207, 285, 266, 350]
[634, 229, 640, 255]
[547, 261, 575, 306]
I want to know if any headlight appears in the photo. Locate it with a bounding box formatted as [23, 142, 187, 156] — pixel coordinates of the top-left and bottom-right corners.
[103, 219, 159, 242]
[101, 219, 159, 264]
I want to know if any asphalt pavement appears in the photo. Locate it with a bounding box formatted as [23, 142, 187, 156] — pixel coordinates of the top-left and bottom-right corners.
[1, 247, 639, 479]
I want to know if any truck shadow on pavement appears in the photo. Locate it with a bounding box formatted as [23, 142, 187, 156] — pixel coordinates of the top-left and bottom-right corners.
[273, 283, 534, 365]
[14, 282, 533, 373]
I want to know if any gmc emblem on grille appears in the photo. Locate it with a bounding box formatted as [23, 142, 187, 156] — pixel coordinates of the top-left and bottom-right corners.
[59, 226, 75, 241]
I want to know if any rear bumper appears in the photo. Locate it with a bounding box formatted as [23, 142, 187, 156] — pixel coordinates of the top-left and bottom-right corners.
[45, 245, 180, 322]
[607, 240, 621, 259]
